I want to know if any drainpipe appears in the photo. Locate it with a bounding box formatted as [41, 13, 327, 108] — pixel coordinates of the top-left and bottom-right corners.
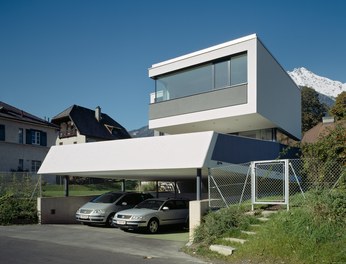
[196, 168, 202, 200]
[64, 176, 69, 197]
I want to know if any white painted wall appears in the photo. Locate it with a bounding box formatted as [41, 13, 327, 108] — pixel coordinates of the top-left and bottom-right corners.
[256, 40, 301, 139]
[0, 119, 58, 171]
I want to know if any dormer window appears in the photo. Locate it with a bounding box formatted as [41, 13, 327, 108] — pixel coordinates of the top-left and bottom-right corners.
[104, 124, 121, 136]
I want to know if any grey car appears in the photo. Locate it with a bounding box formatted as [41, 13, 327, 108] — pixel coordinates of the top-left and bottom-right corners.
[113, 198, 189, 233]
[76, 192, 153, 227]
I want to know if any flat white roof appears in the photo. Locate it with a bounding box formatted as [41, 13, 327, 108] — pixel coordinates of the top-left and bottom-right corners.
[148, 34, 257, 78]
[38, 131, 218, 180]
[151, 34, 257, 68]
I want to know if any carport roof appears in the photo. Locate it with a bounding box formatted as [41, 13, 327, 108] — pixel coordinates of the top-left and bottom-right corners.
[38, 131, 219, 181]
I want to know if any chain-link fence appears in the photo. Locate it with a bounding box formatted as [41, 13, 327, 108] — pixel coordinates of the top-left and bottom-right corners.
[1, 158, 344, 208]
[209, 159, 345, 210]
[0, 172, 41, 200]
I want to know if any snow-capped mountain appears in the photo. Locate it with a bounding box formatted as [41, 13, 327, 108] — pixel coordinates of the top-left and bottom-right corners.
[288, 67, 345, 99]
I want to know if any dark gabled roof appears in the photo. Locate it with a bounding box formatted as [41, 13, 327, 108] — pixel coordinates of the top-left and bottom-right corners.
[51, 105, 131, 140]
[0, 101, 58, 129]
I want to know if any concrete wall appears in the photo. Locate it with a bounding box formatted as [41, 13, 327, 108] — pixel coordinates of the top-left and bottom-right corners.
[37, 195, 96, 224]
[189, 199, 210, 242]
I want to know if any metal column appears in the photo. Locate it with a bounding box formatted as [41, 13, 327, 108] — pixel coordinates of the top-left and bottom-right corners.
[196, 168, 202, 200]
[64, 175, 69, 197]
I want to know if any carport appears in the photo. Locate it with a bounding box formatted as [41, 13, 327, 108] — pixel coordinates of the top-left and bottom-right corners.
[39, 130, 294, 193]
[38, 131, 223, 200]
[37, 130, 295, 235]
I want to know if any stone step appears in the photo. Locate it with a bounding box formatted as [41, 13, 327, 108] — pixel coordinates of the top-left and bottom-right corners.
[257, 217, 270, 222]
[241, 230, 256, 235]
[223, 237, 247, 244]
[261, 210, 278, 217]
[209, 244, 236, 256]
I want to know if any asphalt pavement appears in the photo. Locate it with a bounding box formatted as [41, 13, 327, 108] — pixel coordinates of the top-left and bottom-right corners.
[0, 224, 207, 264]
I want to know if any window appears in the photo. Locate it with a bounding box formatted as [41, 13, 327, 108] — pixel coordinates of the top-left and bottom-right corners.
[26, 129, 47, 146]
[18, 159, 24, 171]
[231, 53, 247, 86]
[31, 160, 41, 172]
[155, 52, 247, 102]
[214, 60, 229, 89]
[18, 128, 24, 144]
[32, 131, 40, 145]
[0, 124, 5, 141]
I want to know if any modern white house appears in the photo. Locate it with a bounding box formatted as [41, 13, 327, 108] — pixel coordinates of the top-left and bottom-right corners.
[148, 34, 301, 143]
[39, 33, 301, 188]
[38, 34, 301, 225]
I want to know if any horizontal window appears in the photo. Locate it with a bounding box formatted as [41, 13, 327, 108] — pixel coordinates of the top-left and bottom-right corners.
[154, 53, 247, 102]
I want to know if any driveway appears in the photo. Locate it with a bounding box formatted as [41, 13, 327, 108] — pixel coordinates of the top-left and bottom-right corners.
[0, 224, 206, 264]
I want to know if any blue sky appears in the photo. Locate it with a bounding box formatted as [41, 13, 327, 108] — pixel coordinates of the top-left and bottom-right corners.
[1, 0, 345, 131]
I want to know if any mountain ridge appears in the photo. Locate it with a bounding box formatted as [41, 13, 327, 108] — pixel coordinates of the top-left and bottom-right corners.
[288, 67, 345, 99]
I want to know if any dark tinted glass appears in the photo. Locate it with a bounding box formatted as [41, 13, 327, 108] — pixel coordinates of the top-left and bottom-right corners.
[91, 193, 123, 203]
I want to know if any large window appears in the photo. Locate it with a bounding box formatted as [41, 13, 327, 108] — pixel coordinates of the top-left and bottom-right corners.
[155, 52, 247, 102]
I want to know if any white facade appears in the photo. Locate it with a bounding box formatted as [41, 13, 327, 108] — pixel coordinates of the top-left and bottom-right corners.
[148, 34, 301, 141]
[0, 118, 58, 172]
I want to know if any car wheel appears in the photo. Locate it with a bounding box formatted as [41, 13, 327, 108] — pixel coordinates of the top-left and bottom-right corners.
[106, 213, 115, 227]
[147, 218, 159, 234]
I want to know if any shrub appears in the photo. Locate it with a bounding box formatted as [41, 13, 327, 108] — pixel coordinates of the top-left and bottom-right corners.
[193, 206, 254, 244]
[0, 192, 38, 225]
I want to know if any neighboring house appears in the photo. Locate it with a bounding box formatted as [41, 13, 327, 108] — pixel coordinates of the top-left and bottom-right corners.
[148, 34, 301, 150]
[51, 105, 131, 145]
[301, 116, 346, 144]
[0, 101, 58, 172]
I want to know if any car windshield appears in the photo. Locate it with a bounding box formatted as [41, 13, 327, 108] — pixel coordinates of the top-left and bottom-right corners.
[135, 200, 164, 210]
[91, 193, 123, 203]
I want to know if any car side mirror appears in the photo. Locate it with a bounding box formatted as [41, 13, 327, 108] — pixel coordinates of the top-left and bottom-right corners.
[122, 202, 128, 206]
[162, 206, 169, 211]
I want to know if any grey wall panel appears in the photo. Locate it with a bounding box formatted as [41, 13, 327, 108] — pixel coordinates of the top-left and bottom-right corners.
[149, 84, 247, 120]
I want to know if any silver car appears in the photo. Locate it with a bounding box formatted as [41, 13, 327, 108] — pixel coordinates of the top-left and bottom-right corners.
[113, 198, 189, 233]
[76, 192, 153, 227]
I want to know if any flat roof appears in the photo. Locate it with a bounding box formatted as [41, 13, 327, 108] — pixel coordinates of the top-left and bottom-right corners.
[151, 34, 257, 69]
[38, 131, 218, 180]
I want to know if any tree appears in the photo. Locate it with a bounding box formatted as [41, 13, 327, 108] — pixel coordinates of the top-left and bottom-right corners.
[329, 91, 346, 120]
[301, 124, 346, 187]
[301, 86, 328, 132]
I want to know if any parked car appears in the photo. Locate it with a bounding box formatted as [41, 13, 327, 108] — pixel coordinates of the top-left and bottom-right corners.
[113, 198, 189, 233]
[76, 192, 153, 227]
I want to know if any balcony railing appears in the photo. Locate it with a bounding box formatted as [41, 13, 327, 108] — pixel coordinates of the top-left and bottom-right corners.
[59, 129, 77, 138]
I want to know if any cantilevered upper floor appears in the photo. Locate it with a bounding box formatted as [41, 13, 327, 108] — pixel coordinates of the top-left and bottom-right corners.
[148, 34, 301, 141]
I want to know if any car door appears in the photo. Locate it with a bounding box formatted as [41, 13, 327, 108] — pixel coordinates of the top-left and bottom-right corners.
[160, 200, 188, 225]
[115, 194, 138, 211]
[172, 200, 189, 224]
